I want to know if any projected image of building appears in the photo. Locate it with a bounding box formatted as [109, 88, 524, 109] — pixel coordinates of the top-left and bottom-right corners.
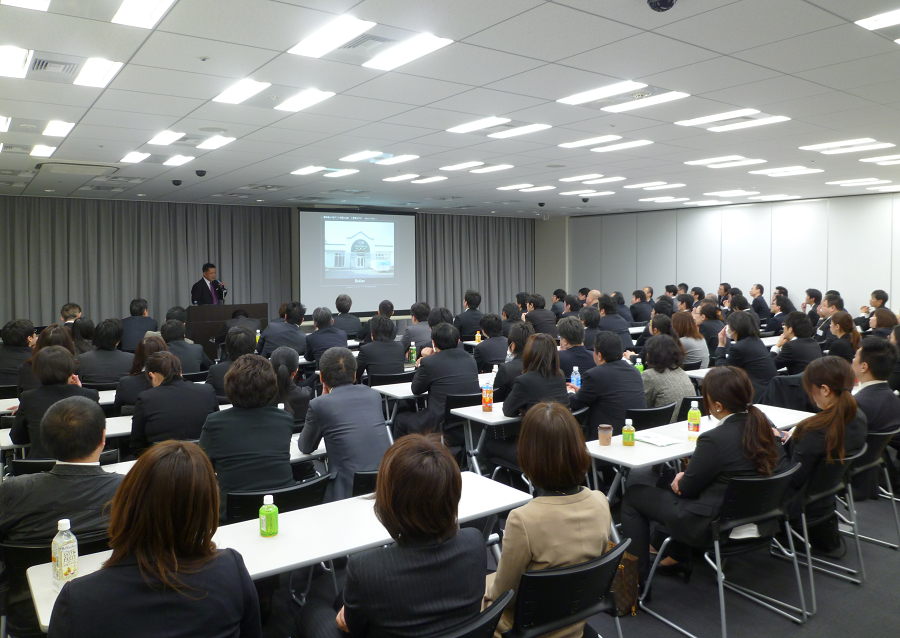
[324, 224, 394, 279]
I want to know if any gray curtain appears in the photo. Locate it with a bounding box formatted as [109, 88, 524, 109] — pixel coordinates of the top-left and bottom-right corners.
[0, 195, 293, 326]
[415, 213, 534, 316]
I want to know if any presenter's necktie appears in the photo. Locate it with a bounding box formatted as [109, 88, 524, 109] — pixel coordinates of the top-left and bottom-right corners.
[210, 281, 218, 305]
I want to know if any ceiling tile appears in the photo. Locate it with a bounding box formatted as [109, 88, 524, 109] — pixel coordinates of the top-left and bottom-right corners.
[78, 109, 179, 131]
[270, 112, 369, 134]
[847, 80, 900, 104]
[485, 64, 625, 102]
[129, 32, 279, 79]
[428, 88, 546, 117]
[642, 56, 781, 94]
[804, 0, 900, 22]
[69, 124, 160, 144]
[345, 74, 470, 106]
[699, 75, 833, 107]
[254, 54, 382, 94]
[398, 43, 544, 86]
[186, 103, 291, 127]
[0, 98, 86, 122]
[243, 127, 333, 146]
[92, 90, 205, 117]
[0, 78, 100, 108]
[796, 50, 900, 90]
[109, 65, 234, 101]
[764, 91, 878, 119]
[553, 0, 744, 30]
[338, 122, 437, 142]
[302, 94, 415, 120]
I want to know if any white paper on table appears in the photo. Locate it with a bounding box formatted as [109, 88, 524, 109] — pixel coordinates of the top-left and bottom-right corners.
[634, 432, 681, 447]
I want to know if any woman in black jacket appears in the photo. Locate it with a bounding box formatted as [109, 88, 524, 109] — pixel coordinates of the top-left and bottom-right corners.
[492, 321, 533, 403]
[869, 307, 897, 340]
[770, 311, 822, 375]
[693, 302, 725, 357]
[714, 311, 777, 401]
[17, 324, 77, 396]
[827, 311, 861, 363]
[270, 346, 313, 424]
[356, 315, 406, 382]
[113, 336, 167, 414]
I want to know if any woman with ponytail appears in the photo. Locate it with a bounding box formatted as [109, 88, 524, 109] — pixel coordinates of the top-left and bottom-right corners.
[269, 346, 312, 424]
[621, 366, 785, 586]
[828, 311, 861, 364]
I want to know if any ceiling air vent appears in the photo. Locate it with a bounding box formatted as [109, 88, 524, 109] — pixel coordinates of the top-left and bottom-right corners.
[339, 34, 397, 52]
[31, 58, 79, 75]
[325, 189, 369, 194]
[211, 193, 250, 199]
[238, 184, 287, 192]
[36, 161, 118, 176]
[427, 196, 462, 201]
[1, 144, 33, 154]
[77, 185, 126, 192]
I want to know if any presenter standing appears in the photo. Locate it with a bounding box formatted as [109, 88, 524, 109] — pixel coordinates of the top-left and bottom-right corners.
[191, 263, 227, 306]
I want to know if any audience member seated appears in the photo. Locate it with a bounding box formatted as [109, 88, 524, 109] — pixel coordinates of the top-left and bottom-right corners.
[47, 440, 261, 638]
[826, 310, 861, 363]
[130, 352, 219, 455]
[621, 366, 785, 587]
[690, 287, 705, 308]
[633, 299, 675, 352]
[200, 354, 295, 518]
[493, 322, 533, 403]
[580, 305, 601, 351]
[523, 294, 558, 338]
[270, 346, 313, 423]
[418, 307, 460, 358]
[161, 319, 212, 373]
[856, 289, 889, 331]
[557, 316, 596, 381]
[630, 289, 652, 323]
[560, 294, 582, 320]
[586, 289, 602, 308]
[501, 302, 522, 337]
[613, 292, 635, 326]
[717, 283, 731, 307]
[484, 403, 611, 638]
[76, 318, 134, 385]
[768, 295, 789, 334]
[296, 434, 484, 638]
[676, 294, 693, 312]
[726, 294, 758, 324]
[120, 298, 158, 352]
[257, 301, 307, 358]
[362, 300, 398, 345]
[401, 302, 432, 354]
[598, 294, 634, 350]
[715, 311, 777, 401]
[577, 288, 590, 302]
[59, 302, 82, 326]
[214, 308, 261, 343]
[206, 326, 257, 399]
[642, 335, 696, 422]
[502, 334, 569, 418]
[114, 336, 168, 413]
[672, 311, 709, 368]
[567, 332, 646, 436]
[551, 288, 566, 319]
[11, 347, 100, 459]
[357, 315, 406, 382]
[18, 324, 77, 395]
[770, 311, 822, 375]
[869, 307, 897, 339]
[452, 290, 484, 338]
[890, 326, 900, 392]
[803, 288, 822, 327]
[474, 314, 508, 373]
[306, 307, 349, 364]
[298, 347, 391, 502]
[750, 283, 771, 321]
[142, 306, 194, 344]
[664, 285, 679, 312]
[71, 318, 95, 355]
[693, 303, 724, 357]
[516, 292, 529, 314]
[0, 319, 37, 386]
[332, 294, 362, 338]
[814, 292, 843, 346]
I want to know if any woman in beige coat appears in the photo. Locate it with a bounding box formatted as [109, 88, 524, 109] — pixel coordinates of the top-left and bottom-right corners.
[483, 402, 612, 638]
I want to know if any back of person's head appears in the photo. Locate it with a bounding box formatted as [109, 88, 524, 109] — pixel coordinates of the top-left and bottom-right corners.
[130, 336, 168, 375]
[645, 335, 684, 373]
[319, 347, 357, 388]
[727, 310, 759, 341]
[145, 351, 182, 385]
[826, 289, 841, 298]
[632, 289, 646, 303]
[508, 321, 534, 357]
[730, 295, 750, 312]
[698, 302, 720, 322]
[464, 290, 482, 309]
[672, 311, 701, 340]
[598, 294, 617, 317]
[527, 293, 546, 309]
[313, 306, 333, 329]
[30, 324, 76, 363]
[579, 305, 600, 329]
[823, 293, 843, 311]
[1, 319, 34, 347]
[564, 294, 582, 312]
[829, 311, 861, 349]
[284, 301, 306, 325]
[378, 299, 394, 317]
[71, 317, 94, 346]
[653, 298, 674, 318]
[557, 316, 584, 346]
[784, 311, 814, 339]
[553, 288, 567, 301]
[857, 337, 898, 380]
[873, 289, 889, 305]
[270, 346, 300, 415]
[676, 293, 693, 308]
[612, 292, 625, 306]
[479, 313, 502, 338]
[701, 366, 778, 474]
[775, 286, 788, 297]
[665, 285, 678, 295]
[644, 286, 655, 298]
[428, 307, 454, 328]
[60, 303, 81, 322]
[225, 326, 256, 361]
[651, 313, 673, 337]
[431, 323, 460, 351]
[806, 288, 822, 305]
[523, 333, 562, 378]
[797, 356, 858, 462]
[411, 302, 431, 322]
[578, 287, 591, 297]
[375, 434, 461, 545]
[593, 331, 623, 362]
[165, 306, 188, 323]
[93, 318, 124, 351]
[33, 346, 77, 385]
[691, 286, 705, 298]
[678, 283, 688, 293]
[224, 354, 277, 408]
[517, 403, 590, 492]
[370, 314, 394, 342]
[502, 302, 521, 321]
[730, 287, 743, 298]
[516, 292, 529, 309]
[159, 319, 185, 344]
[231, 309, 249, 319]
[106, 441, 218, 590]
[335, 294, 352, 314]
[41, 396, 105, 462]
[129, 299, 148, 317]
[873, 307, 898, 329]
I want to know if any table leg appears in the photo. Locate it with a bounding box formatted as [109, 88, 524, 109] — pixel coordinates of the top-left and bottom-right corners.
[607, 471, 622, 501]
[464, 419, 474, 471]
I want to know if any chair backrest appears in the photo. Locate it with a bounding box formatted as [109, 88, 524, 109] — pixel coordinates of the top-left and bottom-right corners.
[9, 459, 57, 476]
[759, 330, 776, 338]
[183, 371, 209, 382]
[436, 590, 514, 638]
[632, 321, 648, 327]
[82, 382, 119, 391]
[352, 471, 378, 497]
[0, 384, 16, 400]
[757, 374, 818, 412]
[675, 397, 706, 422]
[506, 540, 631, 638]
[225, 474, 329, 524]
[803, 444, 868, 507]
[713, 464, 802, 536]
[368, 370, 416, 388]
[443, 393, 484, 432]
[345, 331, 358, 340]
[851, 427, 900, 476]
[625, 403, 676, 430]
[99, 449, 118, 466]
[682, 360, 703, 371]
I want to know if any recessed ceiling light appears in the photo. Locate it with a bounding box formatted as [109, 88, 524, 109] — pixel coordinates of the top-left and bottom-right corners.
[488, 123, 552, 139]
[30, 145, 55, 157]
[840, 180, 891, 186]
[73, 58, 123, 87]
[560, 189, 597, 195]
[148, 130, 184, 145]
[291, 166, 326, 175]
[213, 78, 271, 104]
[750, 166, 805, 175]
[441, 161, 484, 170]
[288, 14, 376, 58]
[583, 176, 626, 184]
[799, 138, 876, 151]
[411, 176, 447, 183]
[602, 91, 689, 113]
[383, 174, 419, 181]
[591, 140, 653, 152]
[164, 155, 194, 166]
[447, 117, 510, 134]
[708, 158, 767, 168]
[324, 169, 359, 178]
[657, 197, 689, 202]
[559, 174, 602, 182]
[705, 190, 760, 197]
[112, 0, 177, 28]
[362, 33, 453, 70]
[0, 46, 34, 79]
[856, 9, 900, 30]
[42, 121, 74, 137]
[868, 185, 900, 192]
[470, 165, 513, 173]
[375, 155, 419, 165]
[859, 154, 900, 163]
[136, 194, 146, 197]
[497, 184, 533, 190]
[684, 155, 745, 165]
[750, 166, 823, 177]
[684, 200, 731, 206]
[644, 183, 685, 190]
[825, 178, 887, 185]
[121, 151, 150, 163]
[708, 116, 790, 132]
[558, 135, 621, 149]
[0, 116, 9, 132]
[520, 186, 555, 192]
[624, 182, 665, 189]
[197, 136, 235, 150]
[821, 142, 895, 155]
[747, 194, 801, 201]
[1, 0, 50, 10]
[874, 159, 900, 166]
[340, 150, 383, 162]
[675, 109, 760, 127]
[274, 88, 335, 112]
[557, 81, 648, 105]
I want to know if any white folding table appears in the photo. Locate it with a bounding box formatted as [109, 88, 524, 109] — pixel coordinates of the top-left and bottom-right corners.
[449, 402, 522, 473]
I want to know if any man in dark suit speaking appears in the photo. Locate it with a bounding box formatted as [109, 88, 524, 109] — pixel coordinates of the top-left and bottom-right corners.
[191, 263, 227, 305]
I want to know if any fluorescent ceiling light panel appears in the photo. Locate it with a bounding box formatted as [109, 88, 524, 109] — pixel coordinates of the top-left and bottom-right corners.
[488, 123, 552, 139]
[163, 155, 194, 166]
[383, 174, 419, 181]
[520, 186, 555, 192]
[856, 9, 900, 30]
[559, 174, 603, 182]
[708, 116, 790, 132]
[274, 88, 335, 112]
[112, 0, 177, 28]
[362, 33, 453, 71]
[340, 150, 383, 162]
[375, 155, 419, 165]
[0, 116, 9, 132]
[624, 182, 665, 189]
[754, 168, 824, 177]
[441, 161, 483, 170]
[583, 176, 625, 184]
[0, 46, 34, 79]
[591, 140, 653, 152]
[497, 184, 533, 190]
[644, 183, 685, 190]
[197, 136, 235, 150]
[560, 190, 597, 195]
[750, 166, 806, 175]
[639, 197, 669, 202]
[602, 91, 689, 113]
[684, 155, 744, 166]
[684, 200, 730, 206]
[291, 166, 326, 175]
[705, 190, 760, 197]
[748, 194, 801, 201]
[860, 154, 900, 163]
[675, 109, 760, 127]
[288, 15, 376, 58]
[324, 169, 359, 177]
[875, 160, 900, 166]
[42, 121, 74, 137]
[868, 185, 900, 192]
[73, 58, 123, 87]
[411, 176, 447, 183]
[470, 165, 513, 173]
[1, 0, 50, 10]
[148, 130, 184, 145]
[821, 142, 895, 155]
[840, 180, 891, 186]
[557, 81, 648, 105]
[708, 158, 766, 168]
[657, 197, 689, 202]
[799, 138, 875, 151]
[121, 151, 150, 163]
[446, 117, 510, 133]
[558, 135, 621, 149]
[30, 145, 55, 157]
[825, 178, 885, 185]
[213, 78, 271, 104]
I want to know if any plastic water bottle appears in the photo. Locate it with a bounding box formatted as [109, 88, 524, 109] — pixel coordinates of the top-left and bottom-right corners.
[635, 357, 644, 373]
[622, 419, 635, 446]
[475, 330, 482, 344]
[51, 519, 78, 590]
[687, 401, 701, 442]
[260, 495, 278, 537]
[571, 366, 581, 389]
[491, 364, 499, 386]
[409, 344, 417, 363]
[255, 329, 261, 343]
[482, 379, 493, 412]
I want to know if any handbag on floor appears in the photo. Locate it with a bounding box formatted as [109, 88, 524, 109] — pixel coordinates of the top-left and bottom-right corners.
[607, 540, 640, 616]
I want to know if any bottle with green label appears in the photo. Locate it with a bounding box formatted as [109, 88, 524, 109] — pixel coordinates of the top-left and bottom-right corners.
[260, 495, 278, 537]
[687, 401, 701, 441]
[409, 344, 417, 363]
[622, 419, 635, 446]
[634, 358, 644, 373]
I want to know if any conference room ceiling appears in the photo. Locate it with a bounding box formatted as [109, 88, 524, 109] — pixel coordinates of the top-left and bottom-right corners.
[2, 0, 900, 217]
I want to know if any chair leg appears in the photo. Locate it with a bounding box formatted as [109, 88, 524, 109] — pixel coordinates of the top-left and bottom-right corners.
[713, 540, 728, 638]
[863, 467, 900, 549]
[613, 615, 623, 638]
[784, 517, 809, 624]
[639, 538, 702, 638]
[802, 513, 817, 616]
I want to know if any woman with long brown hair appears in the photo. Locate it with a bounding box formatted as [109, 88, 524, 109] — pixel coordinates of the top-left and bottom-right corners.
[113, 336, 168, 414]
[827, 311, 861, 363]
[47, 440, 261, 638]
[869, 307, 898, 340]
[621, 366, 785, 587]
[502, 333, 569, 417]
[17, 324, 77, 395]
[672, 311, 708, 368]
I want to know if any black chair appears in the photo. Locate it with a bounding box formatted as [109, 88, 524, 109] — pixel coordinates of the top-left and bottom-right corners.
[571, 406, 590, 438]
[183, 370, 209, 382]
[82, 382, 118, 392]
[8, 459, 55, 476]
[479, 419, 527, 491]
[757, 374, 818, 412]
[683, 360, 703, 371]
[503, 540, 629, 638]
[642, 464, 807, 638]
[352, 470, 378, 497]
[437, 590, 513, 638]
[0, 385, 16, 400]
[625, 403, 676, 431]
[675, 396, 705, 422]
[633, 321, 649, 327]
[368, 370, 416, 423]
[225, 474, 329, 524]
[99, 449, 119, 465]
[845, 427, 900, 550]
[759, 330, 776, 338]
[443, 393, 484, 461]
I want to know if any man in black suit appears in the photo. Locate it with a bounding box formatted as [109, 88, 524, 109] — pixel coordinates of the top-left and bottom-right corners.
[257, 301, 306, 357]
[749, 284, 771, 321]
[298, 347, 392, 502]
[598, 295, 634, 350]
[356, 316, 407, 382]
[551, 288, 566, 320]
[522, 293, 558, 338]
[675, 294, 693, 313]
[714, 312, 778, 401]
[814, 293, 843, 346]
[612, 292, 634, 326]
[206, 326, 256, 398]
[161, 320, 212, 373]
[190, 262, 227, 306]
[560, 294, 582, 320]
[567, 331, 646, 436]
[770, 312, 821, 375]
[76, 318, 134, 385]
[493, 322, 533, 402]
[500, 303, 521, 337]
[694, 302, 724, 357]
[664, 285, 679, 313]
[580, 305, 601, 351]
[856, 289, 890, 331]
[0, 319, 36, 386]
[557, 316, 596, 381]
[630, 290, 652, 323]
[120, 298, 158, 352]
[717, 283, 731, 308]
[453, 290, 484, 338]
[401, 302, 432, 356]
[59, 302, 82, 326]
[305, 307, 348, 364]
[362, 299, 398, 344]
[690, 287, 705, 308]
[803, 288, 822, 327]
[473, 314, 508, 373]
[142, 306, 195, 344]
[215, 309, 261, 343]
[333, 294, 362, 339]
